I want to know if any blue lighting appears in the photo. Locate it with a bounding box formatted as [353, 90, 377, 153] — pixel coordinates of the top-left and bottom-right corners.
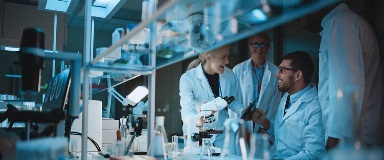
[93, 0, 110, 8]
[38, 0, 78, 13]
[88, 0, 127, 18]
[251, 9, 268, 22]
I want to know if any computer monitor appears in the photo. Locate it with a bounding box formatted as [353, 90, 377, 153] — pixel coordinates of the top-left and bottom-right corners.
[43, 68, 71, 111]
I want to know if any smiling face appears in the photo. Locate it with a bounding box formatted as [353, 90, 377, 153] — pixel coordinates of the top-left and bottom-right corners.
[249, 35, 270, 62]
[276, 59, 296, 93]
[204, 47, 230, 75]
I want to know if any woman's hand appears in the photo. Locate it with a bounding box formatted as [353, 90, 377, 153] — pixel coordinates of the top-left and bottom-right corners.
[196, 116, 205, 127]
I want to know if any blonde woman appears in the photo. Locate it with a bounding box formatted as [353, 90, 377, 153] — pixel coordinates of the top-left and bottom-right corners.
[179, 45, 244, 151]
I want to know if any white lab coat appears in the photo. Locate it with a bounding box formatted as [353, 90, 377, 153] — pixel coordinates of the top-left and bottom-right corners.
[318, 3, 384, 145]
[267, 84, 325, 160]
[233, 59, 281, 132]
[179, 63, 244, 148]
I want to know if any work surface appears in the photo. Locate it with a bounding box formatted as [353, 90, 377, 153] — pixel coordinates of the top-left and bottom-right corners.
[90, 153, 251, 160]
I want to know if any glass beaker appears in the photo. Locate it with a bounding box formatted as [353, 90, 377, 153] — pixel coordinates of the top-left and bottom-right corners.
[169, 135, 180, 159]
[221, 118, 251, 159]
[248, 134, 270, 160]
[200, 138, 212, 160]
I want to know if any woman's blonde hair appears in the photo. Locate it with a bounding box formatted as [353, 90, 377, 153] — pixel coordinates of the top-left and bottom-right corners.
[186, 45, 230, 71]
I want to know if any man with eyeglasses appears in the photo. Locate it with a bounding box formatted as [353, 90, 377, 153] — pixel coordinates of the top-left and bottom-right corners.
[232, 32, 281, 134]
[297, 2, 384, 149]
[250, 51, 325, 159]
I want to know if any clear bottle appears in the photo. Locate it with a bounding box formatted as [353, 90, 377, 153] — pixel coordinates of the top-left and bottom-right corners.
[111, 28, 123, 59]
[148, 116, 169, 159]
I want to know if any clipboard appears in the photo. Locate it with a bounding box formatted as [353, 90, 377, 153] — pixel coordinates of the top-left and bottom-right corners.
[241, 101, 255, 120]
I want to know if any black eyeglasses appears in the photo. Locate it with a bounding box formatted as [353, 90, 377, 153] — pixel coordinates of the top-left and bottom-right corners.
[250, 42, 267, 49]
[278, 67, 297, 73]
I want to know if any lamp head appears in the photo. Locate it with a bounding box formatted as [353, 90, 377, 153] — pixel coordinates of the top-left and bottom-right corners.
[125, 86, 149, 106]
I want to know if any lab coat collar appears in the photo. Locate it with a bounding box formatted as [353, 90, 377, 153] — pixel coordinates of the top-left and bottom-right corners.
[281, 83, 318, 122]
[320, 3, 347, 37]
[196, 63, 215, 98]
[196, 63, 229, 98]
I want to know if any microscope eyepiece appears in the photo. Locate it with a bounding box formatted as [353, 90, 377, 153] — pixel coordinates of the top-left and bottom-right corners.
[223, 96, 235, 104]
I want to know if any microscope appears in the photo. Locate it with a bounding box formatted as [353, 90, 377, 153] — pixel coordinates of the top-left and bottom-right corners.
[185, 96, 234, 154]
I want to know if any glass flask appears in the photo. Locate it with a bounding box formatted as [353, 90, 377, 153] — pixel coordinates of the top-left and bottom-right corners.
[200, 138, 213, 160]
[148, 116, 170, 159]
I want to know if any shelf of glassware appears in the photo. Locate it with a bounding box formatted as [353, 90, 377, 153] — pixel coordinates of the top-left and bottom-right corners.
[90, 0, 341, 73]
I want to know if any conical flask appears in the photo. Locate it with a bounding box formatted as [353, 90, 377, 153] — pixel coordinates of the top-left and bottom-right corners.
[148, 116, 169, 159]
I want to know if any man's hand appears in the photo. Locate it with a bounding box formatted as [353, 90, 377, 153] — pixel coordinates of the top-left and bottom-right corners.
[252, 108, 266, 124]
[242, 109, 253, 121]
[326, 137, 340, 150]
[252, 108, 270, 130]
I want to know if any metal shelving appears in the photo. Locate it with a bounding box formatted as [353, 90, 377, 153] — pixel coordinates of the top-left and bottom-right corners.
[81, 0, 341, 159]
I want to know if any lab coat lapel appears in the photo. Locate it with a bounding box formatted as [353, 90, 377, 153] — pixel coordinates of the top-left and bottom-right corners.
[219, 70, 228, 96]
[196, 64, 215, 98]
[258, 63, 271, 110]
[281, 84, 317, 122]
[245, 60, 255, 103]
[282, 98, 302, 122]
[278, 94, 289, 124]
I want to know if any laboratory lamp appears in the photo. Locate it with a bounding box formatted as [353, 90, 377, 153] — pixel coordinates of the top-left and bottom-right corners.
[108, 85, 149, 106]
